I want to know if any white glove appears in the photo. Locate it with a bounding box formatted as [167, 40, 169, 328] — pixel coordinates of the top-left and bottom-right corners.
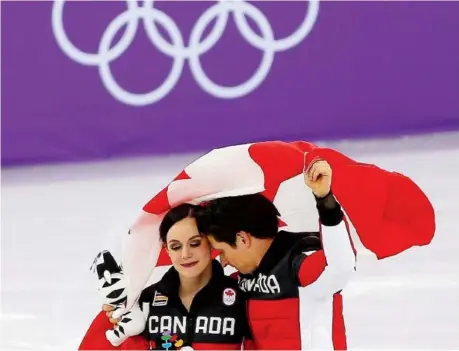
[105, 302, 148, 347]
[90, 250, 148, 346]
[91, 250, 127, 306]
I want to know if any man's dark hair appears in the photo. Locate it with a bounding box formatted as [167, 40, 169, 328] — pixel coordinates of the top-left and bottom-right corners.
[195, 193, 280, 246]
[159, 203, 200, 242]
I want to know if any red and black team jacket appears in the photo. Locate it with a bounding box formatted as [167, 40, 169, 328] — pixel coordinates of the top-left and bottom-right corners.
[139, 259, 251, 350]
[237, 193, 356, 350]
[80, 259, 252, 350]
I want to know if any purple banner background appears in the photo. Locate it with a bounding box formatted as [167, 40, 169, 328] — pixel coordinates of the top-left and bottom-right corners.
[2, 1, 459, 167]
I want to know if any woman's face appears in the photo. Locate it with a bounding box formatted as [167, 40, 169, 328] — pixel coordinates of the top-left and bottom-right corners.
[165, 217, 212, 278]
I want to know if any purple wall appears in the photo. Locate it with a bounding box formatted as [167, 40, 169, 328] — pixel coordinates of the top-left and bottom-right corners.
[2, 1, 459, 166]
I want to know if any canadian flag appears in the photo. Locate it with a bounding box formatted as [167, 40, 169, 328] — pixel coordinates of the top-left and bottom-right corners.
[121, 141, 436, 310]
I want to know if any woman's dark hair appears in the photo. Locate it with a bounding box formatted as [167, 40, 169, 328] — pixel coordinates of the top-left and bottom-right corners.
[159, 203, 200, 242]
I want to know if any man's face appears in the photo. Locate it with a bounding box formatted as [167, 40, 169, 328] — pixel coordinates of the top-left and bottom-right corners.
[207, 234, 257, 274]
[207, 235, 257, 274]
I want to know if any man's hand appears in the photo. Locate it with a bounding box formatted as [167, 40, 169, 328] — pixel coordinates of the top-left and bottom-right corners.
[304, 159, 332, 198]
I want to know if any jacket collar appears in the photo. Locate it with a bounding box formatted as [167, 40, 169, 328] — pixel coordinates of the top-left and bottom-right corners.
[156, 259, 224, 296]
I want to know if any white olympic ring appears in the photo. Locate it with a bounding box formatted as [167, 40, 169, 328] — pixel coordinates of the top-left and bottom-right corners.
[52, 0, 319, 106]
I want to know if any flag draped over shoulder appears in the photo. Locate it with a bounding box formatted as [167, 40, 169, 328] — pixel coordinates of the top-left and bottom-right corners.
[122, 140, 436, 310]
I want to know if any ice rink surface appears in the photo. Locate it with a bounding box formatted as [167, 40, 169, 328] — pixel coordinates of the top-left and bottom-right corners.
[2, 132, 459, 350]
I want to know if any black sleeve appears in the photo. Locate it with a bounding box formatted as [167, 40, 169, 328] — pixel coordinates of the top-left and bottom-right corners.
[240, 298, 253, 341]
[138, 284, 156, 305]
[314, 192, 344, 226]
